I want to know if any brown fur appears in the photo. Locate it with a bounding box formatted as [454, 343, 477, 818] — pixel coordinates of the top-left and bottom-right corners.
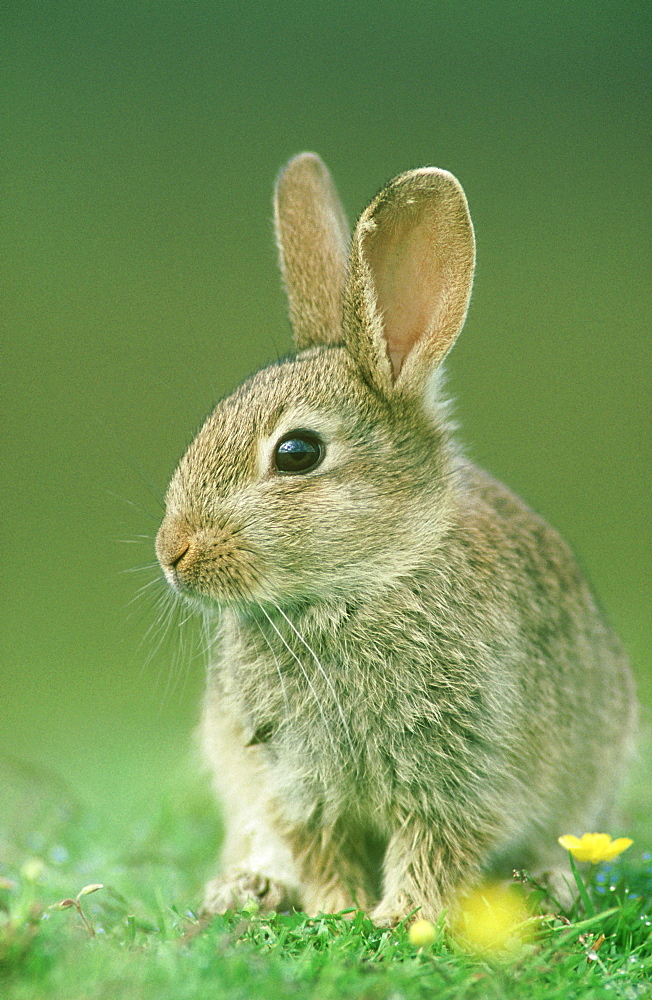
[156, 153, 637, 924]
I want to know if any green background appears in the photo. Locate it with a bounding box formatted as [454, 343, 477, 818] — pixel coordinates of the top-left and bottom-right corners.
[3, 2, 650, 827]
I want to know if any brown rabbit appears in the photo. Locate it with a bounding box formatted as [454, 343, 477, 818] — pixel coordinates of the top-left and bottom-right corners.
[155, 153, 637, 924]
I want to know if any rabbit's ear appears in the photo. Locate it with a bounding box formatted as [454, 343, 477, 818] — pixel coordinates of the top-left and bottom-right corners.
[274, 153, 349, 350]
[344, 168, 475, 398]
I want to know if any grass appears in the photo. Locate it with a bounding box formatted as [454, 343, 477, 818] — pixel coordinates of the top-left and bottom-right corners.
[1, 755, 651, 1000]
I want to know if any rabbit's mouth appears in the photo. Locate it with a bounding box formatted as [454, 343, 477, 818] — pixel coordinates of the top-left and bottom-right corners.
[155, 514, 264, 605]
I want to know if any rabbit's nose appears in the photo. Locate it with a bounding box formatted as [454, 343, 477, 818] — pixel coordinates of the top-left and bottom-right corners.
[168, 539, 191, 570]
[156, 519, 191, 572]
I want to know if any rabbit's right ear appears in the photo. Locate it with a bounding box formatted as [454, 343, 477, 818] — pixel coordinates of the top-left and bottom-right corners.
[343, 167, 475, 400]
[274, 153, 350, 350]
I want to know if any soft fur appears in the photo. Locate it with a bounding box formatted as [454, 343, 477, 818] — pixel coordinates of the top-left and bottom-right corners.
[155, 153, 636, 924]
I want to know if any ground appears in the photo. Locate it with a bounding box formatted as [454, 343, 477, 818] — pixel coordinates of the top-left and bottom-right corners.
[1, 749, 651, 1000]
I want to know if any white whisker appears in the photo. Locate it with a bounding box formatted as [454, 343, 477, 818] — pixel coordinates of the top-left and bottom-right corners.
[120, 562, 162, 575]
[253, 616, 291, 717]
[272, 601, 355, 757]
[259, 604, 339, 757]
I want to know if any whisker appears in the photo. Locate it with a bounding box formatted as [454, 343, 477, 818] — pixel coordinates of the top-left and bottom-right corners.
[253, 616, 291, 717]
[161, 600, 197, 705]
[104, 489, 163, 522]
[259, 604, 339, 759]
[119, 562, 161, 575]
[139, 590, 177, 651]
[94, 413, 166, 511]
[273, 601, 355, 758]
[176, 608, 197, 628]
[146, 591, 201, 704]
[124, 578, 168, 617]
[129, 576, 164, 601]
[198, 608, 218, 661]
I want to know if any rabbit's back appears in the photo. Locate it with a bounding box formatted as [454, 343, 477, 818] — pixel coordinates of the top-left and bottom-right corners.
[450, 464, 635, 825]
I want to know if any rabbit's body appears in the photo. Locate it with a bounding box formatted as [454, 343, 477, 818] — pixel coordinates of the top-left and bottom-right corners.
[156, 155, 636, 923]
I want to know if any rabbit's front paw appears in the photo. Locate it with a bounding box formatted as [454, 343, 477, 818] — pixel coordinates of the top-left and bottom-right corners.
[201, 869, 301, 915]
[371, 892, 420, 928]
[302, 882, 369, 917]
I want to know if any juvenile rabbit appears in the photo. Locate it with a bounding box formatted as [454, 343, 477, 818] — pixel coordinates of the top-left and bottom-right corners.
[156, 153, 636, 924]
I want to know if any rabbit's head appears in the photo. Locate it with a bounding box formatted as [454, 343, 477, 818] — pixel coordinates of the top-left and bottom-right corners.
[156, 154, 475, 610]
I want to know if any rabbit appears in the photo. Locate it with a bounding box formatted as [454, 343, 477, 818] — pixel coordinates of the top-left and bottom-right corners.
[155, 152, 637, 925]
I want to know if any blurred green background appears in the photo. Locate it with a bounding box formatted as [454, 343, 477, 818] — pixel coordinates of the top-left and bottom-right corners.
[2, 1, 650, 826]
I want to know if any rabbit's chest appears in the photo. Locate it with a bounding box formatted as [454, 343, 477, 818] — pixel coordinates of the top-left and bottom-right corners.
[229, 666, 383, 820]
[218, 603, 500, 827]
[219, 622, 441, 824]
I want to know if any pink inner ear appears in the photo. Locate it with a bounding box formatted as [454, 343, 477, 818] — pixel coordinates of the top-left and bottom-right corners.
[366, 209, 447, 380]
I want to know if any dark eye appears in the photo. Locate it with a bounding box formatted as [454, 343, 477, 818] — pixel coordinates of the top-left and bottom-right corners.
[273, 430, 324, 474]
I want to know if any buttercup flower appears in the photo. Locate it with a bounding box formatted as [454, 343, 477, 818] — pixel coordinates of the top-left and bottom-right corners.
[558, 833, 633, 864]
[451, 883, 531, 955]
[20, 858, 45, 882]
[408, 918, 437, 947]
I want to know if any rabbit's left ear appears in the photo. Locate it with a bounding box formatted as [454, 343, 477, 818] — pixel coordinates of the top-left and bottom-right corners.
[344, 168, 475, 398]
[274, 153, 350, 350]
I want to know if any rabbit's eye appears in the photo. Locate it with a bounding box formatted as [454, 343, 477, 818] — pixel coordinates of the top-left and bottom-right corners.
[273, 431, 324, 474]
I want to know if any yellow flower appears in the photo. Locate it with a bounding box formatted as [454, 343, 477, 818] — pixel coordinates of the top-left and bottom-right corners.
[558, 833, 633, 864]
[408, 918, 437, 947]
[451, 883, 532, 955]
[20, 858, 45, 882]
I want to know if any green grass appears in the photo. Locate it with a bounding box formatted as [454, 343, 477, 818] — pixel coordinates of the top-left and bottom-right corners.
[1, 757, 651, 1000]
